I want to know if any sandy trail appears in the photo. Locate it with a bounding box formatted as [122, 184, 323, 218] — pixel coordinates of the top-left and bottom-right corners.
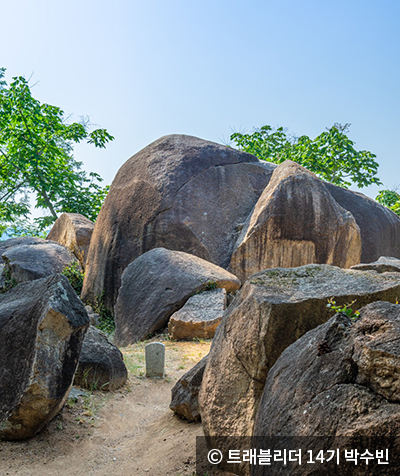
[0, 339, 211, 476]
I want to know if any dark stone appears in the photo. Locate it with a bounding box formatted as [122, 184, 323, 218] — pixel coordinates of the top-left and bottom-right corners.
[199, 264, 400, 447]
[74, 326, 127, 391]
[254, 302, 400, 447]
[1, 238, 78, 284]
[0, 275, 89, 440]
[170, 355, 208, 421]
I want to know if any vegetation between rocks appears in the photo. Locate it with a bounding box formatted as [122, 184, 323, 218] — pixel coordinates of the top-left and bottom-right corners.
[61, 261, 84, 295]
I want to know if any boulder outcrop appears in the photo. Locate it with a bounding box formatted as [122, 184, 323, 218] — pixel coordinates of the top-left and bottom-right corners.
[229, 161, 361, 282]
[168, 288, 226, 340]
[0, 275, 89, 440]
[82, 134, 274, 311]
[199, 264, 400, 445]
[46, 213, 94, 268]
[74, 326, 127, 391]
[114, 248, 240, 346]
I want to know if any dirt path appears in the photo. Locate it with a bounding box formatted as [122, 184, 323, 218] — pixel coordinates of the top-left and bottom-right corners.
[0, 338, 212, 476]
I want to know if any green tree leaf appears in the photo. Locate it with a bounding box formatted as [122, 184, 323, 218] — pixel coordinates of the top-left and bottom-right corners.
[230, 123, 382, 189]
[0, 68, 114, 235]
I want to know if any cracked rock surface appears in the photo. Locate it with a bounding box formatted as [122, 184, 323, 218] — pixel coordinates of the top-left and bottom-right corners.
[199, 264, 400, 446]
[82, 134, 274, 312]
[254, 301, 400, 438]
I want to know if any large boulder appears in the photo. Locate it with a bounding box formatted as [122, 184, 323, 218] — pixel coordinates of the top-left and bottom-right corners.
[168, 288, 226, 340]
[82, 134, 274, 311]
[255, 301, 400, 436]
[46, 213, 94, 268]
[229, 161, 361, 282]
[170, 355, 208, 421]
[252, 302, 400, 475]
[74, 326, 127, 392]
[199, 264, 400, 446]
[326, 182, 400, 263]
[114, 248, 240, 346]
[351, 256, 400, 273]
[1, 237, 78, 284]
[0, 275, 89, 440]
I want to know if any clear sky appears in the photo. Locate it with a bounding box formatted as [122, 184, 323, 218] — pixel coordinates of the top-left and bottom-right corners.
[1, 0, 399, 201]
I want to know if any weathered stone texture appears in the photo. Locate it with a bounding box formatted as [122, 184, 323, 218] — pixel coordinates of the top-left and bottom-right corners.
[1, 238, 78, 284]
[0, 275, 89, 440]
[114, 248, 240, 346]
[168, 288, 226, 340]
[82, 134, 274, 311]
[229, 161, 361, 282]
[255, 302, 400, 440]
[199, 265, 400, 445]
[74, 326, 127, 391]
[170, 355, 208, 421]
[47, 213, 94, 268]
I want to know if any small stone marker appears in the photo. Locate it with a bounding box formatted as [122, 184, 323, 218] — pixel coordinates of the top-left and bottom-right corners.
[145, 342, 165, 378]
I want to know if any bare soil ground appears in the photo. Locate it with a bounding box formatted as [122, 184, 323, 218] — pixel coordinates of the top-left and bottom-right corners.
[0, 337, 221, 476]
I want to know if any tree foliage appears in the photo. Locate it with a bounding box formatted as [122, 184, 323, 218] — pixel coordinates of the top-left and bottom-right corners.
[0, 68, 114, 231]
[230, 123, 382, 189]
[376, 189, 400, 217]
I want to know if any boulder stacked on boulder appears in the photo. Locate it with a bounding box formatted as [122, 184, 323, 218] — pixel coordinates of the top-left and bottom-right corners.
[113, 247, 240, 346]
[80, 134, 400, 316]
[47, 212, 94, 268]
[0, 275, 89, 440]
[82, 134, 274, 312]
[229, 161, 362, 281]
[199, 264, 400, 444]
[326, 182, 400, 263]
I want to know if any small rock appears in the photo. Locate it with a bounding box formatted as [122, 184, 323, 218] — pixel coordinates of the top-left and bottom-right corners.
[168, 288, 226, 340]
[74, 326, 128, 391]
[170, 355, 208, 421]
[113, 248, 240, 346]
[351, 256, 400, 273]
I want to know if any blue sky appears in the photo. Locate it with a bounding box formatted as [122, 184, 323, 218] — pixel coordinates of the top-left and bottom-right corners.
[1, 0, 399, 203]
